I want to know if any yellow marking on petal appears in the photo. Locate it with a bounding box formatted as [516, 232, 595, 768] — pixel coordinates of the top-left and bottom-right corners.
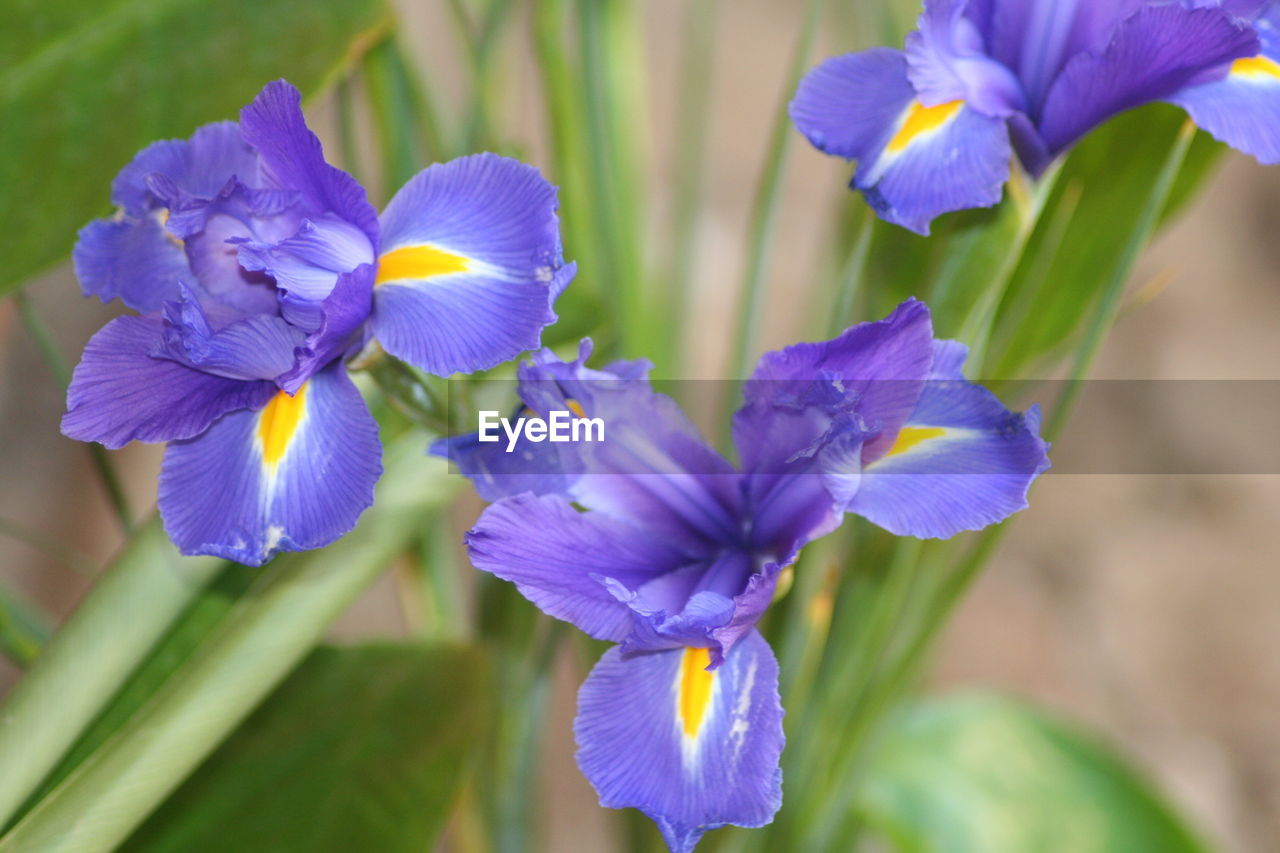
[567, 399, 586, 418]
[374, 244, 470, 286]
[678, 647, 715, 738]
[258, 384, 308, 470]
[887, 100, 964, 154]
[1231, 55, 1280, 81]
[884, 426, 948, 458]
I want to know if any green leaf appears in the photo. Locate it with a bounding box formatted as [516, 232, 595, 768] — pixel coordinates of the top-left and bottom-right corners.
[857, 693, 1212, 853]
[121, 643, 490, 853]
[989, 104, 1197, 376]
[0, 0, 392, 295]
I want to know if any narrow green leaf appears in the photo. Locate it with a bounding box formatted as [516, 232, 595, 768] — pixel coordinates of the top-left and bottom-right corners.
[121, 643, 491, 853]
[0, 438, 456, 853]
[0, 0, 391, 294]
[990, 104, 1197, 376]
[0, 519, 224, 830]
[858, 693, 1212, 853]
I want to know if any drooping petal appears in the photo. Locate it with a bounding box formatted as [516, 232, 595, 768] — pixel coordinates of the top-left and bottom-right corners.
[62, 316, 275, 449]
[464, 493, 688, 642]
[158, 361, 381, 565]
[73, 216, 192, 314]
[371, 154, 570, 375]
[574, 631, 784, 853]
[849, 341, 1050, 538]
[1038, 4, 1258, 157]
[1168, 19, 1280, 164]
[238, 80, 379, 245]
[792, 49, 1011, 234]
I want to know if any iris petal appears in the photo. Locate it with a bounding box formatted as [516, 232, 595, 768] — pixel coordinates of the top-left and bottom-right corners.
[370, 153, 570, 375]
[574, 631, 784, 853]
[62, 316, 275, 449]
[157, 361, 381, 565]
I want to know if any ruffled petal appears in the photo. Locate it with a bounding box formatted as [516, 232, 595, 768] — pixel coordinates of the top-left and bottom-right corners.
[371, 154, 570, 375]
[62, 316, 274, 449]
[740, 298, 935, 470]
[574, 631, 785, 853]
[154, 287, 305, 381]
[158, 361, 381, 565]
[792, 49, 1010, 234]
[1038, 4, 1258, 156]
[274, 263, 376, 393]
[238, 80, 380, 245]
[110, 122, 258, 217]
[464, 493, 687, 642]
[906, 0, 1026, 116]
[72, 216, 192, 314]
[849, 341, 1050, 538]
[1168, 16, 1280, 164]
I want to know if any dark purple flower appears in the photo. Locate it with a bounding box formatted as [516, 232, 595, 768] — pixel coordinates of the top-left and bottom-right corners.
[792, 0, 1280, 233]
[64, 80, 575, 565]
[439, 300, 1050, 851]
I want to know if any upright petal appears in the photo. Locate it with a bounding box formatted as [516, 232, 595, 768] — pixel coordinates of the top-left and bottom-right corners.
[849, 341, 1050, 538]
[792, 49, 1011, 234]
[464, 493, 688, 642]
[574, 632, 784, 853]
[1168, 14, 1280, 164]
[238, 80, 379, 244]
[371, 154, 570, 375]
[62, 316, 275, 449]
[740, 298, 936, 469]
[158, 361, 381, 565]
[906, 0, 1026, 116]
[1038, 4, 1258, 156]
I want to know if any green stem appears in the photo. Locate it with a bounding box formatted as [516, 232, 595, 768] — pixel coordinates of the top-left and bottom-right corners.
[1046, 119, 1196, 441]
[0, 518, 223, 829]
[13, 291, 133, 533]
[0, 439, 456, 853]
[576, 0, 650, 359]
[335, 75, 364, 187]
[0, 584, 52, 669]
[728, 0, 824, 380]
[826, 213, 873, 337]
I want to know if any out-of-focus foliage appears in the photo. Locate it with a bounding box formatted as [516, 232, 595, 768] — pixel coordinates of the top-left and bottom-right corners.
[120, 643, 489, 853]
[857, 693, 1211, 853]
[0, 0, 391, 295]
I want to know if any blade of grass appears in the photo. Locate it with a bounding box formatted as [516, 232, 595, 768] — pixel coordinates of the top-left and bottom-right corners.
[728, 0, 824, 381]
[667, 0, 719, 378]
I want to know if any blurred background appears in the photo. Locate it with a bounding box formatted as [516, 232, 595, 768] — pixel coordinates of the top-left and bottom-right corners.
[2, 1, 1278, 850]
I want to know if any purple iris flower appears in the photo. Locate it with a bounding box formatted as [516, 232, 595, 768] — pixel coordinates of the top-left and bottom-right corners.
[438, 299, 1050, 852]
[62, 80, 574, 566]
[792, 0, 1280, 234]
